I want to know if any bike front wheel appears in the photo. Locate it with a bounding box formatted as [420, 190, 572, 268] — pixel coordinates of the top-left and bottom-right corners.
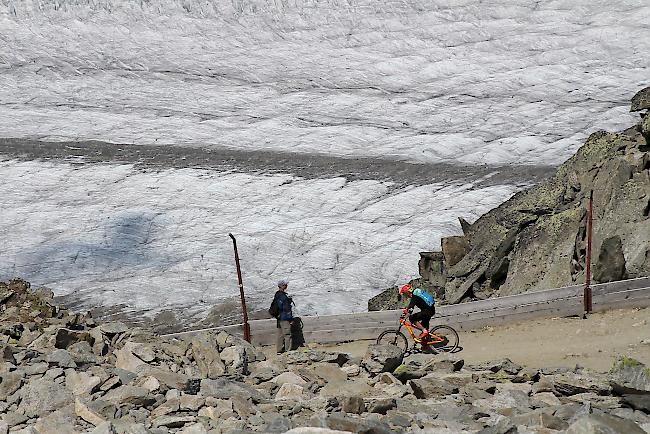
[376, 330, 409, 353]
[429, 325, 459, 353]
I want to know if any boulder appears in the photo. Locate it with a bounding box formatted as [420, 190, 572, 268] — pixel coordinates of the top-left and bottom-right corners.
[0, 344, 15, 364]
[272, 371, 307, 386]
[474, 389, 531, 416]
[565, 392, 621, 409]
[620, 396, 650, 417]
[68, 341, 100, 365]
[361, 344, 403, 375]
[44, 367, 65, 380]
[609, 357, 650, 395]
[199, 378, 267, 403]
[631, 86, 650, 112]
[18, 377, 74, 417]
[419, 251, 447, 286]
[131, 344, 156, 363]
[133, 365, 189, 391]
[593, 236, 628, 283]
[283, 350, 349, 366]
[409, 375, 459, 398]
[0, 371, 23, 400]
[89, 328, 108, 356]
[99, 322, 129, 335]
[112, 421, 150, 433]
[114, 342, 148, 372]
[477, 417, 517, 434]
[75, 397, 107, 426]
[65, 369, 101, 396]
[45, 349, 77, 368]
[275, 383, 305, 400]
[511, 409, 568, 430]
[442, 236, 470, 267]
[150, 398, 179, 418]
[1, 411, 28, 428]
[99, 376, 121, 392]
[178, 423, 208, 434]
[340, 396, 365, 414]
[18, 329, 41, 347]
[54, 328, 93, 350]
[320, 379, 374, 398]
[220, 345, 248, 375]
[309, 413, 393, 434]
[642, 114, 650, 141]
[284, 429, 349, 434]
[549, 372, 612, 396]
[8, 427, 39, 434]
[300, 363, 347, 384]
[190, 336, 225, 379]
[88, 422, 117, 434]
[103, 385, 156, 407]
[440, 371, 477, 387]
[231, 394, 257, 418]
[24, 362, 48, 375]
[152, 414, 196, 428]
[341, 364, 360, 377]
[197, 400, 234, 421]
[470, 358, 521, 374]
[531, 392, 562, 407]
[565, 413, 646, 434]
[136, 376, 161, 393]
[179, 394, 205, 411]
[32, 406, 79, 434]
[394, 354, 463, 381]
[366, 397, 397, 414]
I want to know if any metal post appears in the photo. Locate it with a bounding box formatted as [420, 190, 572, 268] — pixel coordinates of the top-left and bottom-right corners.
[229, 233, 251, 342]
[584, 190, 593, 315]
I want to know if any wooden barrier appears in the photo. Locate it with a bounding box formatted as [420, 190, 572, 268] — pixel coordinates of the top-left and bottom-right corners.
[160, 277, 650, 346]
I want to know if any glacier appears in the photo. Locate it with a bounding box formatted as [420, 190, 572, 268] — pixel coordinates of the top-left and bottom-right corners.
[0, 0, 648, 326]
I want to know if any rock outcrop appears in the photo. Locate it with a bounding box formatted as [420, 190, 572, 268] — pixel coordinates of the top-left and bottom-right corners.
[632, 85, 650, 146]
[371, 87, 650, 309]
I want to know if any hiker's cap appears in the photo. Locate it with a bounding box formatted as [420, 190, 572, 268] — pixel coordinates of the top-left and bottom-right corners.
[277, 279, 289, 287]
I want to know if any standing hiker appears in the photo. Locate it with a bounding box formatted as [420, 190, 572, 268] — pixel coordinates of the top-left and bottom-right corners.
[270, 279, 294, 354]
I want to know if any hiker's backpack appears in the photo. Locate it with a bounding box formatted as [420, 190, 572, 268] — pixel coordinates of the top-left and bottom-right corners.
[413, 287, 435, 307]
[269, 295, 280, 318]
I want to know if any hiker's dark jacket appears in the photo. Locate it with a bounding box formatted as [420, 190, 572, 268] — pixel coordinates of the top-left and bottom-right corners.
[408, 293, 435, 315]
[274, 290, 294, 321]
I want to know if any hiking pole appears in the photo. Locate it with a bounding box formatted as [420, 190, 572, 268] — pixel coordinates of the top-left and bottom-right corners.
[583, 190, 594, 317]
[229, 233, 251, 342]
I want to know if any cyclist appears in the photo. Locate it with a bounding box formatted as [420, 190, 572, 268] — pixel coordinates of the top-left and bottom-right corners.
[399, 283, 435, 339]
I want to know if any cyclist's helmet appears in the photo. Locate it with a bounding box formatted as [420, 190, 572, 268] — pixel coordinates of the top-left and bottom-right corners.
[399, 284, 413, 296]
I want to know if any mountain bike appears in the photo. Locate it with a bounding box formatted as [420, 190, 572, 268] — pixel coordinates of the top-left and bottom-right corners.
[376, 311, 459, 354]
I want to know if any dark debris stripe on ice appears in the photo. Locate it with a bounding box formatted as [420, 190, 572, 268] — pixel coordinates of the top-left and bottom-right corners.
[0, 137, 555, 188]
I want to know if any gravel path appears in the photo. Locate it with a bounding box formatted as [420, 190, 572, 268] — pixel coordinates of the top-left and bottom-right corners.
[307, 307, 650, 373]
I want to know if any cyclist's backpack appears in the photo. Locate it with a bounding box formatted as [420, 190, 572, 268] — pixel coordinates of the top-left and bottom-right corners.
[413, 287, 435, 307]
[268, 295, 280, 318]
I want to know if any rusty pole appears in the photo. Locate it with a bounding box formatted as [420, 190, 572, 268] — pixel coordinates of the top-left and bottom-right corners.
[584, 190, 594, 315]
[229, 233, 251, 342]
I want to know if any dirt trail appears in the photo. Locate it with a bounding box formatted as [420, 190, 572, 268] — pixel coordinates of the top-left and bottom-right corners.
[298, 307, 650, 373]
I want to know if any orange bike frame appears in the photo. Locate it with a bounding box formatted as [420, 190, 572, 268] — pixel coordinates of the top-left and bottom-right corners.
[399, 315, 443, 344]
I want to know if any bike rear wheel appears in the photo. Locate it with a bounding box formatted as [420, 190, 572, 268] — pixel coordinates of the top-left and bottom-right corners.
[376, 330, 409, 353]
[429, 325, 459, 353]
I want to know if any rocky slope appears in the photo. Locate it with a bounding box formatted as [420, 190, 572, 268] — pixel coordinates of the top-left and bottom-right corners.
[2, 279, 650, 433]
[370, 87, 650, 310]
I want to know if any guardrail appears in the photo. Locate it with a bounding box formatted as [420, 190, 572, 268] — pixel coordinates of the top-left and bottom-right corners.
[160, 276, 650, 346]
